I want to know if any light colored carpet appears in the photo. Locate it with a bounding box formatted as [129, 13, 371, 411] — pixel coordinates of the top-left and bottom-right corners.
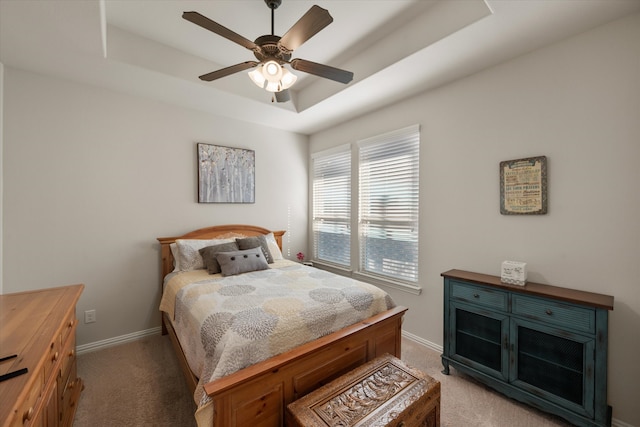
[75, 334, 196, 426]
[74, 334, 572, 426]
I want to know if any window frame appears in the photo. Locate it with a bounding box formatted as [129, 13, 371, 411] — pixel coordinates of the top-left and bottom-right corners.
[311, 126, 421, 295]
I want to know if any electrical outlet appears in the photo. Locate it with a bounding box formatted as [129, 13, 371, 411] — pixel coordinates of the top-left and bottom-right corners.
[84, 309, 96, 323]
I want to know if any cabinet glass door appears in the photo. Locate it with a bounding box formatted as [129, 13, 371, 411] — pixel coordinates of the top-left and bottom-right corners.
[450, 302, 509, 381]
[511, 318, 594, 417]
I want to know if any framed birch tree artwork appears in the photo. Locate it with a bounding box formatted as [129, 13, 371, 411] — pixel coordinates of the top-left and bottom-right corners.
[197, 143, 255, 203]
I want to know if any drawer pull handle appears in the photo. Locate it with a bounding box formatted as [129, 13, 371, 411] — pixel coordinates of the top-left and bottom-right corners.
[545, 309, 553, 315]
[23, 407, 34, 422]
[473, 293, 480, 298]
[68, 320, 74, 328]
[397, 422, 405, 427]
[69, 349, 75, 358]
[52, 351, 59, 362]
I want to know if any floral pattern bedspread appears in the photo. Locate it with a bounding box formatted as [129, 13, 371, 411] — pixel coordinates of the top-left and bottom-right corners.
[159, 259, 396, 426]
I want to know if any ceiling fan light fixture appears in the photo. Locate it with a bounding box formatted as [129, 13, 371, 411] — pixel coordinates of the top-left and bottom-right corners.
[265, 81, 281, 92]
[248, 67, 267, 88]
[264, 60, 282, 80]
[248, 61, 297, 92]
[280, 67, 297, 88]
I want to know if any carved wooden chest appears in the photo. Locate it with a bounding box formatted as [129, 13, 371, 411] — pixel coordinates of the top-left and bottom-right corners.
[286, 354, 440, 427]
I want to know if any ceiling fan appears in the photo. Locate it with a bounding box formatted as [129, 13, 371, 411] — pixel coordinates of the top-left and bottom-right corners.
[183, 0, 354, 103]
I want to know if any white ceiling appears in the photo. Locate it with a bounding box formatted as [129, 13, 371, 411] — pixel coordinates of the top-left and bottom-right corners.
[1, 0, 639, 135]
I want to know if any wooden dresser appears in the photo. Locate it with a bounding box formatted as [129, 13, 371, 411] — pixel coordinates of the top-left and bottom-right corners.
[1, 285, 84, 427]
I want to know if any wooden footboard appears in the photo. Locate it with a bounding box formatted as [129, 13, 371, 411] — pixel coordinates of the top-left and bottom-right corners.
[206, 305, 406, 426]
[164, 306, 406, 426]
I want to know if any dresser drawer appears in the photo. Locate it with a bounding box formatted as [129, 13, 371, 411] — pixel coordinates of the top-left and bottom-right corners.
[512, 295, 595, 334]
[9, 367, 44, 427]
[451, 281, 508, 311]
[44, 335, 62, 382]
[60, 360, 80, 427]
[61, 311, 76, 347]
[60, 334, 76, 384]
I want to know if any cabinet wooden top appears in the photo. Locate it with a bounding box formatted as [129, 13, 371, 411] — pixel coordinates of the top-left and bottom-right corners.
[0, 284, 84, 424]
[442, 269, 613, 310]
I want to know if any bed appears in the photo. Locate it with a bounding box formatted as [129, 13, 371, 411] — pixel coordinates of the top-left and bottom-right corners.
[157, 224, 407, 427]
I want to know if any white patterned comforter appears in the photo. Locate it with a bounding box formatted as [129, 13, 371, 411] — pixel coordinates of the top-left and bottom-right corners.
[159, 259, 396, 426]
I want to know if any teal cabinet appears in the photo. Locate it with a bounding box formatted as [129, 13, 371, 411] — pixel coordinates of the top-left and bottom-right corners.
[441, 269, 614, 427]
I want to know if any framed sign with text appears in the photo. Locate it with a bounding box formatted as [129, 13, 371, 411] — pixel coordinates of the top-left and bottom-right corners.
[500, 156, 547, 215]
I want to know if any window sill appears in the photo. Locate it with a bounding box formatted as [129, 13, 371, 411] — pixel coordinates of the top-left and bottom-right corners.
[311, 261, 422, 295]
[352, 272, 422, 295]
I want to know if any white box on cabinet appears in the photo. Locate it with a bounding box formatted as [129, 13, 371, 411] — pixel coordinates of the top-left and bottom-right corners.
[501, 261, 527, 285]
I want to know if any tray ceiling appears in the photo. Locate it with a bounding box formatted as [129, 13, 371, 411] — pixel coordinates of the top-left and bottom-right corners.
[1, 0, 638, 134]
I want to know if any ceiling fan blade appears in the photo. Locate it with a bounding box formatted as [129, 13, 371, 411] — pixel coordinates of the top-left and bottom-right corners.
[275, 90, 290, 103]
[290, 59, 353, 84]
[183, 11, 258, 51]
[199, 61, 259, 82]
[278, 5, 333, 52]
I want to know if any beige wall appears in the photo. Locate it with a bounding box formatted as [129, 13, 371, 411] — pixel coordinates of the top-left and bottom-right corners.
[1, 68, 309, 347]
[310, 13, 640, 426]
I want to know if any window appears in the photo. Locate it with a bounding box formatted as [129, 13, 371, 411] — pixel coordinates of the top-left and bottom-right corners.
[312, 146, 351, 267]
[311, 125, 420, 290]
[358, 125, 420, 283]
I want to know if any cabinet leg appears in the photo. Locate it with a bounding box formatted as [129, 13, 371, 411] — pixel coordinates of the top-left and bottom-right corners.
[441, 358, 450, 375]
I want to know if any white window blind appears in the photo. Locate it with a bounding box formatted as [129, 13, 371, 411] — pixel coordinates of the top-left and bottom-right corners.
[312, 147, 351, 266]
[358, 125, 420, 283]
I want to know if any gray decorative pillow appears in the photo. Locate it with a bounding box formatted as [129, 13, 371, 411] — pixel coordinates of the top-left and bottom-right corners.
[236, 235, 274, 264]
[199, 242, 239, 274]
[216, 248, 269, 276]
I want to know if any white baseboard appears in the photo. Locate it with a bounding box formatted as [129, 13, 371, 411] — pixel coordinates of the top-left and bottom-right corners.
[76, 327, 161, 355]
[401, 330, 443, 353]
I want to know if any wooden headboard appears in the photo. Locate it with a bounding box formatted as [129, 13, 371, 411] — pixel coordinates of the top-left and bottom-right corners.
[157, 224, 285, 279]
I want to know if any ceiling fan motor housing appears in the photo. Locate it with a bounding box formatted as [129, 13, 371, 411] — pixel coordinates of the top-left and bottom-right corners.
[253, 35, 291, 62]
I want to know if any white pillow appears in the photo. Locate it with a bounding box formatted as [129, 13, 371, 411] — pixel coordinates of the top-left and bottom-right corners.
[174, 238, 234, 271]
[170, 243, 180, 272]
[264, 232, 283, 260]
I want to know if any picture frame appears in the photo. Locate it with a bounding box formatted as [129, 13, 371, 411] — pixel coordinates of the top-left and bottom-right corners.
[500, 156, 547, 215]
[197, 143, 255, 203]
